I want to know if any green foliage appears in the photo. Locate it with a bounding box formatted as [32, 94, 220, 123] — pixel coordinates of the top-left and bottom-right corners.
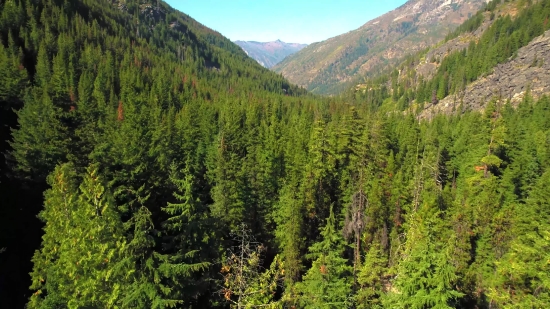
[356, 0, 550, 110]
[489, 171, 550, 308]
[221, 225, 284, 309]
[2, 1, 550, 308]
[10, 89, 69, 180]
[355, 242, 388, 309]
[274, 183, 305, 285]
[385, 184, 463, 308]
[29, 163, 129, 308]
[295, 207, 353, 309]
[0, 40, 27, 104]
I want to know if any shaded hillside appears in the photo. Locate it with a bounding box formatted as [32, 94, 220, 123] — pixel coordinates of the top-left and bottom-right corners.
[235, 40, 307, 68]
[0, 0, 305, 307]
[274, 0, 488, 95]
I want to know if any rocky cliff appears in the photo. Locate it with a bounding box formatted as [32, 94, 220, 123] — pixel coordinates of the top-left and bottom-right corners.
[420, 30, 550, 119]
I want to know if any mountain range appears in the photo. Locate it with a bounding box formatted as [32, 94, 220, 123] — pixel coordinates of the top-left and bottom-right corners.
[234, 40, 307, 68]
[274, 0, 490, 94]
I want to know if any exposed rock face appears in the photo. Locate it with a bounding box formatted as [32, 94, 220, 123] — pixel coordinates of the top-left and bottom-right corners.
[415, 21, 490, 79]
[420, 30, 550, 119]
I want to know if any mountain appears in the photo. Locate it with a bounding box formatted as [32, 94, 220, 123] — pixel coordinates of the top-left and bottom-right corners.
[350, 0, 550, 119]
[422, 29, 550, 118]
[234, 40, 307, 68]
[274, 0, 489, 94]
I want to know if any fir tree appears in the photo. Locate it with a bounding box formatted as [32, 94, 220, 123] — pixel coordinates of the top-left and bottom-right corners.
[295, 207, 353, 309]
[29, 163, 128, 308]
[221, 224, 284, 309]
[489, 170, 550, 307]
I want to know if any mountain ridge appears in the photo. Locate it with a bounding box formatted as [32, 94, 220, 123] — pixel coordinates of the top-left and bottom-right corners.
[2, 0, 550, 308]
[421, 29, 550, 119]
[234, 40, 307, 68]
[274, 0, 489, 95]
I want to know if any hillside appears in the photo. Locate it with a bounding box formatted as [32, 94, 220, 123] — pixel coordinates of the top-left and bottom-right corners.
[274, 0, 489, 94]
[234, 40, 307, 68]
[422, 29, 550, 118]
[351, 0, 550, 114]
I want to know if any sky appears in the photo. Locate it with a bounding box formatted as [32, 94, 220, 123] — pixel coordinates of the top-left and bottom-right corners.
[165, 0, 408, 44]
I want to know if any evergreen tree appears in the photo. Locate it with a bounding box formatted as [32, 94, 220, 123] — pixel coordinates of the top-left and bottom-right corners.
[221, 224, 284, 309]
[385, 156, 463, 308]
[4, 1, 550, 308]
[11, 89, 69, 180]
[489, 170, 550, 307]
[295, 207, 353, 309]
[159, 162, 214, 304]
[0, 41, 27, 105]
[355, 242, 388, 309]
[29, 163, 128, 308]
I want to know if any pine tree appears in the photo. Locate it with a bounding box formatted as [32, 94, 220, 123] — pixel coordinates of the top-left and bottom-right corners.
[355, 242, 388, 309]
[28, 164, 78, 308]
[11, 89, 69, 180]
[274, 183, 304, 286]
[385, 200, 463, 309]
[208, 103, 248, 231]
[221, 224, 284, 309]
[121, 206, 184, 309]
[0, 41, 27, 105]
[159, 162, 214, 303]
[385, 154, 463, 309]
[301, 119, 338, 248]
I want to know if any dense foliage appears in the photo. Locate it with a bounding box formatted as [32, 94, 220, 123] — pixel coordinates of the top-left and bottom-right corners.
[1, 0, 549, 308]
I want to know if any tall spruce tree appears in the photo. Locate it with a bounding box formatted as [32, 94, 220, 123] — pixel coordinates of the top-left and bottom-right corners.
[385, 151, 463, 309]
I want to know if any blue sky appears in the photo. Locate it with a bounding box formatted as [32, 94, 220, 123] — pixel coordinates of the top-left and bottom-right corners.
[165, 0, 408, 44]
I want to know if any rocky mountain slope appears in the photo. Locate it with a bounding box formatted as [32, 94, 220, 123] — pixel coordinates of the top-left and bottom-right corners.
[421, 29, 550, 118]
[374, 0, 550, 119]
[274, 0, 489, 95]
[235, 40, 307, 68]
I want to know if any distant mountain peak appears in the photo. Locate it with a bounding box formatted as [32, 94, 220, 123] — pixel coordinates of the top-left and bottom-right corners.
[235, 40, 307, 68]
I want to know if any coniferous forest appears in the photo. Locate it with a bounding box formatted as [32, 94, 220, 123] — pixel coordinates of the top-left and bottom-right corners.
[0, 0, 549, 308]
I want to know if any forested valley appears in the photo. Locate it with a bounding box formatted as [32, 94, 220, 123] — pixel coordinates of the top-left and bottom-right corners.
[0, 0, 549, 308]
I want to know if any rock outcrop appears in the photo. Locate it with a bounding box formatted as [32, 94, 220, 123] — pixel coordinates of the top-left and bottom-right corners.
[420, 30, 550, 119]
